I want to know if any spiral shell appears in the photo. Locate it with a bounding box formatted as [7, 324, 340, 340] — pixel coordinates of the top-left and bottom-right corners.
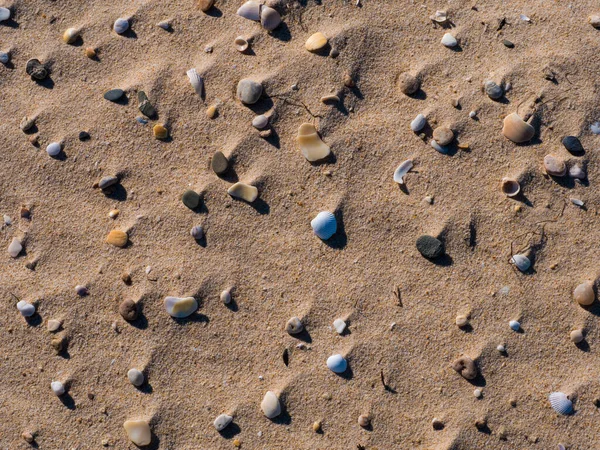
[549, 392, 573, 415]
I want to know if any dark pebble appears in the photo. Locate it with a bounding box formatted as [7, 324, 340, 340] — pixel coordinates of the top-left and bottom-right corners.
[182, 190, 200, 209]
[502, 39, 514, 48]
[26, 59, 48, 80]
[416, 235, 444, 259]
[211, 151, 229, 175]
[137, 91, 157, 118]
[562, 136, 584, 154]
[119, 299, 139, 321]
[104, 89, 124, 101]
[79, 131, 90, 141]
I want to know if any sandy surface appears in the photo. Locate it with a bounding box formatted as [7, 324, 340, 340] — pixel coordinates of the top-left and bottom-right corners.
[1, 0, 600, 448]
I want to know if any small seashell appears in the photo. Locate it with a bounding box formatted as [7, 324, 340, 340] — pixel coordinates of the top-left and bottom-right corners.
[297, 123, 330, 162]
[198, 0, 215, 12]
[113, 18, 129, 34]
[441, 33, 457, 47]
[237, 1, 261, 21]
[511, 254, 530, 272]
[153, 124, 168, 140]
[0, 51, 10, 64]
[0, 7, 11, 21]
[502, 113, 535, 143]
[187, 68, 204, 97]
[451, 355, 478, 380]
[570, 329, 584, 344]
[570, 198, 584, 207]
[431, 140, 449, 154]
[214, 414, 233, 431]
[234, 36, 249, 52]
[433, 126, 454, 146]
[227, 182, 258, 202]
[261, 391, 281, 418]
[164, 296, 198, 318]
[573, 282, 595, 306]
[17, 300, 35, 317]
[252, 115, 269, 129]
[305, 32, 328, 52]
[548, 392, 573, 415]
[206, 104, 217, 119]
[51, 381, 65, 396]
[127, 368, 144, 387]
[106, 230, 128, 247]
[98, 176, 119, 190]
[393, 160, 413, 184]
[410, 114, 426, 132]
[543, 155, 566, 177]
[62, 28, 79, 44]
[220, 289, 232, 305]
[397, 72, 420, 95]
[484, 80, 503, 100]
[260, 5, 281, 31]
[358, 414, 370, 428]
[326, 354, 348, 373]
[157, 20, 170, 30]
[333, 318, 346, 334]
[286, 317, 303, 334]
[311, 211, 337, 240]
[123, 420, 151, 446]
[237, 78, 263, 105]
[46, 142, 62, 157]
[509, 320, 521, 331]
[8, 237, 22, 257]
[561, 136, 583, 154]
[320, 94, 340, 104]
[190, 225, 204, 240]
[501, 178, 520, 197]
[590, 15, 600, 29]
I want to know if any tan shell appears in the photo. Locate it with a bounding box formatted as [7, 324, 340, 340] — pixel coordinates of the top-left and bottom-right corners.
[234, 36, 249, 53]
[62, 28, 79, 44]
[106, 230, 128, 247]
[297, 123, 330, 162]
[153, 124, 168, 139]
[501, 178, 520, 197]
[227, 182, 258, 202]
[320, 94, 340, 104]
[305, 32, 328, 52]
[502, 113, 535, 143]
[123, 420, 151, 446]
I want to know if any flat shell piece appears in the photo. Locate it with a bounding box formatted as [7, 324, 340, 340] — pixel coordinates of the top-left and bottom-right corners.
[393, 160, 413, 184]
[502, 113, 535, 143]
[164, 296, 198, 318]
[123, 420, 151, 446]
[297, 123, 330, 162]
[228, 182, 258, 202]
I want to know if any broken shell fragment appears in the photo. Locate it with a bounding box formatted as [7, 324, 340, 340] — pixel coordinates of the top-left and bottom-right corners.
[502, 113, 535, 143]
[164, 296, 198, 318]
[234, 36, 249, 52]
[543, 155, 566, 177]
[8, 237, 22, 257]
[260, 5, 281, 31]
[393, 160, 413, 184]
[501, 178, 520, 197]
[297, 123, 330, 162]
[187, 68, 204, 97]
[305, 32, 328, 52]
[228, 182, 258, 202]
[123, 420, 151, 446]
[237, 1, 261, 21]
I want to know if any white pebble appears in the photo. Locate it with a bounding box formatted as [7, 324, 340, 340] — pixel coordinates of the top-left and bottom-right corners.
[0, 7, 11, 22]
[46, 142, 61, 157]
[497, 344, 505, 352]
[410, 114, 426, 132]
[441, 33, 457, 47]
[113, 18, 129, 34]
[75, 285, 88, 296]
[51, 381, 65, 396]
[473, 389, 482, 398]
[469, 111, 477, 119]
[509, 320, 520, 331]
[591, 122, 600, 135]
[8, 237, 22, 257]
[127, 368, 144, 386]
[252, 115, 269, 130]
[213, 413, 233, 431]
[333, 318, 346, 334]
[570, 198, 584, 207]
[3, 214, 12, 225]
[17, 300, 35, 317]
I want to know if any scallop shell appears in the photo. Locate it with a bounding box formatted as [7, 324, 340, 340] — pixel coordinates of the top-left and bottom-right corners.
[502, 113, 535, 143]
[186, 68, 204, 97]
[234, 36, 249, 52]
[164, 296, 198, 318]
[237, 1, 261, 21]
[297, 123, 330, 162]
[501, 178, 520, 197]
[393, 160, 413, 184]
[113, 18, 129, 34]
[549, 392, 573, 415]
[511, 254, 531, 272]
[260, 5, 281, 31]
[311, 211, 337, 240]
[305, 32, 328, 52]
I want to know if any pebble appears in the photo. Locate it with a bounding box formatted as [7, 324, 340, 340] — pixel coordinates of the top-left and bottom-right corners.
[113, 18, 130, 34]
[570, 329, 584, 344]
[0, 51, 10, 64]
[455, 315, 469, 327]
[358, 414, 370, 428]
[206, 104, 217, 119]
[220, 289, 232, 305]
[410, 114, 426, 132]
[164, 296, 198, 318]
[198, 0, 215, 12]
[63, 28, 79, 44]
[260, 5, 281, 31]
[85, 47, 96, 58]
[261, 391, 281, 418]
[46, 142, 62, 157]
[502, 39, 514, 48]
[138, 91, 157, 118]
[51, 336, 66, 354]
[326, 354, 347, 373]
[214, 414, 233, 431]
[20, 116, 35, 132]
[562, 136, 583, 154]
[4, 215, 11, 225]
[343, 73, 355, 88]
[228, 182, 258, 202]
[104, 89, 124, 102]
[252, 115, 269, 129]
[51, 381, 65, 396]
[441, 33, 457, 47]
[511, 253, 531, 272]
[26, 59, 48, 80]
[75, 285, 89, 296]
[79, 131, 91, 141]
[153, 124, 168, 139]
[416, 235, 444, 259]
[0, 7, 11, 21]
[123, 420, 151, 446]
[571, 198, 584, 207]
[190, 225, 204, 240]
[432, 126, 454, 146]
[259, 129, 272, 138]
[119, 299, 139, 321]
[109, 209, 120, 219]
[312, 421, 321, 432]
[157, 20, 171, 30]
[211, 151, 229, 175]
[509, 320, 521, 331]
[397, 72, 420, 95]
[127, 368, 144, 386]
[484, 80, 503, 99]
[589, 14, 600, 28]
[432, 418, 444, 430]
[22, 431, 34, 443]
[182, 190, 201, 209]
[8, 237, 22, 257]
[569, 164, 586, 179]
[106, 230, 128, 247]
[573, 282, 595, 306]
[451, 355, 477, 380]
[305, 32, 328, 52]
[98, 176, 118, 189]
[544, 155, 566, 176]
[17, 300, 35, 317]
[237, 79, 263, 104]
[469, 110, 477, 119]
[286, 317, 303, 334]
[321, 94, 340, 104]
[473, 389, 482, 398]
[333, 318, 346, 334]
[497, 344, 505, 353]
[47, 319, 62, 332]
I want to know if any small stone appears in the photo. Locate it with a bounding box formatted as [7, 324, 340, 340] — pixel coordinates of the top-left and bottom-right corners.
[286, 317, 303, 334]
[543, 154, 566, 176]
[121, 272, 132, 285]
[237, 79, 263, 105]
[127, 368, 144, 386]
[562, 136, 584, 154]
[410, 114, 426, 132]
[46, 142, 62, 157]
[198, 0, 215, 12]
[474, 388, 482, 398]
[22, 431, 34, 443]
[106, 230, 128, 247]
[182, 190, 201, 209]
[164, 296, 198, 318]
[113, 18, 130, 34]
[79, 131, 91, 141]
[252, 115, 269, 129]
[211, 151, 229, 175]
[228, 182, 258, 202]
[497, 344, 505, 353]
[51, 381, 65, 396]
[47, 319, 62, 332]
[8, 237, 22, 257]
[261, 391, 281, 418]
[17, 300, 35, 317]
[85, 47, 96, 58]
[432, 126, 454, 145]
[213, 414, 233, 431]
[104, 89, 124, 101]
[569, 164, 586, 180]
[220, 289, 232, 304]
[259, 129, 272, 138]
[589, 14, 600, 28]
[190, 226, 204, 240]
[333, 318, 346, 334]
[358, 414, 370, 428]
[574, 282, 595, 306]
[594, 398, 600, 407]
[497, 426, 507, 440]
[455, 315, 469, 327]
[475, 418, 487, 430]
[326, 354, 347, 373]
[109, 209, 120, 219]
[416, 235, 444, 259]
[123, 420, 151, 446]
[233, 439, 241, 448]
[343, 73, 355, 88]
[452, 355, 478, 380]
[441, 33, 457, 47]
[119, 299, 139, 321]
[312, 421, 321, 432]
[206, 104, 217, 119]
[153, 124, 168, 139]
[484, 80, 503, 99]
[509, 320, 521, 331]
[75, 285, 89, 296]
[432, 418, 444, 430]
[502, 39, 514, 48]
[63, 28, 79, 44]
[397, 72, 419, 95]
[20, 116, 35, 132]
[329, 47, 339, 58]
[98, 176, 119, 190]
[305, 32, 328, 52]
[26, 59, 48, 80]
[138, 96, 157, 119]
[469, 110, 477, 119]
[0, 7, 11, 21]
[51, 336, 67, 354]
[570, 329, 584, 344]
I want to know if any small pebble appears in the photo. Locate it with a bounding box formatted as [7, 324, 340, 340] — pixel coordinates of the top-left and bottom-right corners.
[17, 300, 35, 317]
[75, 285, 89, 296]
[252, 115, 269, 129]
[469, 110, 477, 119]
[20, 116, 35, 132]
[259, 129, 272, 138]
[570, 329, 584, 344]
[123, 420, 151, 446]
[198, 0, 215, 12]
[63, 28, 79, 44]
[228, 182, 258, 202]
[113, 18, 129, 34]
[8, 237, 22, 257]
[410, 114, 426, 132]
[109, 209, 120, 219]
[79, 131, 91, 141]
[153, 124, 168, 139]
[544, 154, 566, 176]
[190, 225, 204, 240]
[46, 142, 62, 157]
[358, 414, 370, 428]
[98, 176, 118, 190]
[474, 389, 482, 398]
[343, 73, 355, 88]
[261, 391, 281, 418]
[22, 431, 34, 443]
[104, 89, 124, 101]
[416, 235, 444, 259]
[441, 33, 457, 47]
[432, 126, 454, 146]
[164, 296, 198, 318]
[509, 320, 521, 331]
[589, 14, 600, 28]
[47, 319, 62, 332]
[574, 282, 595, 306]
[182, 190, 201, 209]
[452, 355, 478, 380]
[237, 79, 263, 105]
[397, 72, 420, 95]
[51, 336, 66, 354]
[121, 272, 132, 284]
[206, 104, 217, 119]
[220, 289, 232, 305]
[432, 418, 444, 430]
[213, 414, 233, 431]
[127, 368, 144, 386]
[333, 318, 346, 334]
[312, 421, 321, 432]
[51, 381, 65, 396]
[119, 299, 139, 321]
[497, 344, 505, 352]
[455, 314, 469, 327]
[211, 151, 229, 175]
[502, 39, 514, 48]
[326, 354, 348, 373]
[569, 165, 586, 180]
[475, 418, 487, 430]
[85, 47, 96, 58]
[484, 81, 503, 100]
[562, 136, 584, 154]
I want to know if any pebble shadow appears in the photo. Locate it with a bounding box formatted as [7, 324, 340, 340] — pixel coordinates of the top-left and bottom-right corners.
[219, 423, 241, 439]
[294, 329, 312, 344]
[467, 372, 486, 388]
[247, 96, 274, 115]
[270, 22, 291, 42]
[25, 314, 42, 327]
[59, 393, 76, 410]
[337, 365, 354, 380]
[34, 76, 54, 89]
[103, 184, 128, 201]
[205, 6, 223, 18]
[172, 312, 209, 325]
[194, 235, 207, 248]
[250, 198, 270, 215]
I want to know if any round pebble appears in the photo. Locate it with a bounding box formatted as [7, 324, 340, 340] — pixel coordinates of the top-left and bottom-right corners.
[252, 114, 269, 129]
[51, 381, 65, 396]
[497, 344, 505, 353]
[397, 72, 419, 95]
[46, 142, 61, 157]
[104, 89, 124, 101]
[562, 136, 584, 154]
[570, 329, 584, 344]
[326, 354, 347, 373]
[261, 391, 281, 419]
[589, 14, 600, 28]
[474, 389, 482, 398]
[0, 51, 9, 64]
[113, 18, 129, 34]
[312, 421, 321, 432]
[182, 190, 200, 209]
[190, 226, 204, 240]
[220, 289, 232, 305]
[0, 7, 11, 21]
[211, 151, 229, 175]
[432, 126, 454, 146]
[17, 300, 35, 317]
[213, 413, 233, 431]
[237, 79, 263, 105]
[574, 282, 595, 306]
[98, 176, 118, 190]
[509, 320, 521, 331]
[21, 431, 34, 443]
[358, 414, 370, 428]
[47, 319, 62, 332]
[543, 154, 566, 177]
[441, 33, 457, 47]
[455, 315, 469, 327]
[119, 299, 139, 321]
[85, 47, 96, 58]
[75, 285, 89, 296]
[416, 235, 444, 259]
[484, 80, 503, 99]
[127, 368, 144, 386]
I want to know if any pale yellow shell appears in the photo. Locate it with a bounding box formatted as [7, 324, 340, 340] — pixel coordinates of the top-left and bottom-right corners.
[305, 32, 328, 52]
[502, 113, 535, 143]
[297, 123, 330, 162]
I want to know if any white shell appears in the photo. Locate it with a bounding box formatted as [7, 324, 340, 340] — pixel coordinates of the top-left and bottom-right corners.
[237, 1, 261, 21]
[0, 51, 9, 64]
[260, 5, 281, 31]
[46, 142, 61, 156]
[511, 254, 531, 272]
[114, 18, 129, 34]
[311, 211, 337, 240]
[51, 381, 65, 396]
[157, 20, 170, 30]
[333, 318, 346, 334]
[261, 391, 281, 418]
[431, 140, 448, 154]
[164, 296, 198, 318]
[187, 68, 204, 97]
[17, 300, 35, 317]
[0, 7, 10, 22]
[591, 122, 600, 135]
[549, 392, 573, 415]
[326, 354, 348, 373]
[410, 114, 426, 132]
[393, 160, 413, 184]
[571, 198, 584, 207]
[509, 320, 521, 331]
[214, 414, 233, 431]
[8, 237, 22, 257]
[441, 33, 457, 47]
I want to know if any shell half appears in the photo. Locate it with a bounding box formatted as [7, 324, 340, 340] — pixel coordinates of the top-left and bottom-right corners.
[297, 123, 330, 162]
[549, 392, 573, 415]
[502, 113, 535, 143]
[311, 211, 337, 240]
[393, 160, 413, 184]
[187, 68, 204, 97]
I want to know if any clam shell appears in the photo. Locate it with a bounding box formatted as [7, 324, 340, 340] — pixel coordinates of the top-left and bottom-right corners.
[214, 414, 233, 431]
[549, 392, 573, 415]
[234, 36, 249, 52]
[311, 211, 337, 240]
[511, 254, 530, 272]
[123, 420, 151, 446]
[393, 160, 413, 184]
[305, 32, 328, 52]
[260, 5, 281, 31]
[286, 317, 303, 334]
[227, 182, 258, 202]
[502, 113, 535, 143]
[113, 18, 129, 34]
[297, 123, 330, 162]
[261, 391, 281, 418]
[326, 354, 348, 373]
[63, 28, 79, 44]
[187, 68, 204, 97]
[410, 114, 426, 132]
[46, 142, 62, 156]
[501, 178, 520, 197]
[237, 1, 261, 21]
[164, 296, 198, 318]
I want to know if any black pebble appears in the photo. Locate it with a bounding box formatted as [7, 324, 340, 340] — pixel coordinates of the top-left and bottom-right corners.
[26, 59, 48, 80]
[502, 39, 515, 48]
[104, 89, 124, 102]
[562, 136, 584, 154]
[79, 131, 90, 141]
[416, 235, 444, 259]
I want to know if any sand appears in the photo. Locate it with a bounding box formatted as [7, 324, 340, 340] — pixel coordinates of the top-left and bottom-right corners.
[1, 0, 600, 448]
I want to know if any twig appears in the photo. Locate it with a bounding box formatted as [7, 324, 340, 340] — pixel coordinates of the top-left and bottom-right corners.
[393, 285, 402, 306]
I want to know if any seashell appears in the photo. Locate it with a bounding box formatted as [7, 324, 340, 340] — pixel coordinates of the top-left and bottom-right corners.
[252, 114, 269, 129]
[573, 282, 595, 306]
[237, 1, 261, 21]
[157, 20, 171, 30]
[227, 182, 258, 202]
[305, 32, 328, 52]
[548, 392, 573, 415]
[198, 0, 215, 12]
[153, 124, 168, 139]
[51, 381, 65, 396]
[397, 72, 420, 95]
[190, 225, 204, 240]
[571, 198, 584, 207]
[501, 178, 520, 197]
[570, 329, 584, 343]
[333, 318, 346, 334]
[0, 51, 10, 64]
[98, 176, 118, 189]
[234, 36, 249, 52]
[237, 78, 262, 104]
[127, 368, 144, 387]
[220, 289, 232, 304]
[164, 296, 198, 318]
[8, 237, 22, 257]
[441, 33, 457, 47]
[187, 68, 204, 97]
[569, 164, 586, 180]
[214, 414, 233, 431]
[433, 126, 454, 146]
[431, 140, 448, 154]
[123, 420, 151, 446]
[509, 320, 521, 331]
[431, 10, 448, 23]
[297, 123, 330, 162]
[17, 300, 35, 317]
[410, 114, 426, 132]
[502, 113, 535, 143]
[62, 28, 79, 44]
[543, 154, 566, 177]
[286, 316, 303, 334]
[393, 160, 413, 184]
[484, 80, 503, 100]
[320, 94, 340, 104]
[326, 354, 348, 373]
[46, 142, 62, 157]
[106, 230, 128, 247]
[511, 254, 530, 272]
[261, 391, 281, 418]
[311, 211, 337, 240]
[260, 5, 281, 31]
[451, 355, 477, 380]
[0, 7, 11, 21]
[109, 209, 119, 219]
[113, 18, 129, 34]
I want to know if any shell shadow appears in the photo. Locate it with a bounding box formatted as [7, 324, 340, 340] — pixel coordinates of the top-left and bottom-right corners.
[103, 184, 128, 201]
[194, 234, 207, 248]
[575, 339, 590, 352]
[129, 301, 148, 330]
[218, 422, 241, 438]
[323, 209, 347, 249]
[34, 76, 54, 89]
[25, 313, 42, 327]
[293, 329, 312, 343]
[205, 6, 223, 18]
[263, 127, 281, 149]
[269, 22, 291, 42]
[1, 18, 18, 28]
[50, 150, 67, 161]
[466, 372, 486, 388]
[408, 88, 427, 101]
[171, 312, 209, 325]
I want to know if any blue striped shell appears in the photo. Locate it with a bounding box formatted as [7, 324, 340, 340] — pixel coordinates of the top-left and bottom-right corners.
[326, 354, 347, 373]
[311, 211, 337, 240]
[549, 392, 573, 415]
